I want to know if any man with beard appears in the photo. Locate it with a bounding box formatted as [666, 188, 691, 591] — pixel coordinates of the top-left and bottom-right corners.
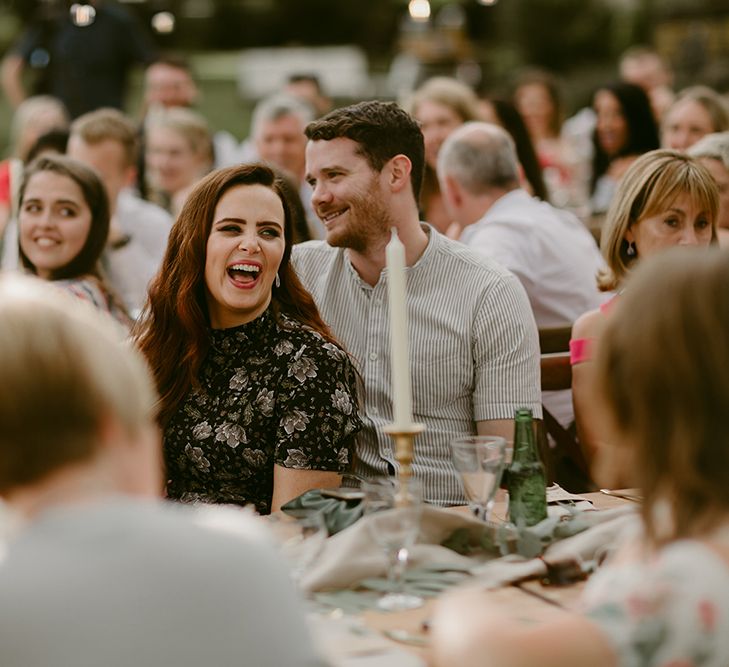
[291, 101, 541, 505]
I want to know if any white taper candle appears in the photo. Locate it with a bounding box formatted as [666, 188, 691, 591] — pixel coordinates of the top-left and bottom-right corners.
[386, 227, 413, 428]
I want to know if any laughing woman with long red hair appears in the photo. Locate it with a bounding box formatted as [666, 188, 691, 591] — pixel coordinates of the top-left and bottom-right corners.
[134, 163, 362, 514]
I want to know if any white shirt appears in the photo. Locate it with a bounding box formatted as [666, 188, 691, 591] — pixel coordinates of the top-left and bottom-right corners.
[460, 189, 606, 427]
[104, 190, 172, 318]
[461, 189, 606, 328]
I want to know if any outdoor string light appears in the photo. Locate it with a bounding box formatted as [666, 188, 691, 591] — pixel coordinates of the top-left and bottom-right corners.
[408, 0, 431, 22]
[69, 3, 96, 27]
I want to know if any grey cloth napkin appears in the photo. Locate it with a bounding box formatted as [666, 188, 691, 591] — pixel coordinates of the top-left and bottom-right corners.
[470, 506, 639, 588]
[301, 504, 639, 594]
[301, 506, 490, 592]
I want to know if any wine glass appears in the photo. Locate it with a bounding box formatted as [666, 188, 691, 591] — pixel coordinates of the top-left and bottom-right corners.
[267, 511, 328, 587]
[450, 436, 507, 521]
[362, 476, 423, 612]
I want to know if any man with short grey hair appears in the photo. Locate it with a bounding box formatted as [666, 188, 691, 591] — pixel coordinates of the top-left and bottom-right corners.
[252, 94, 324, 238]
[438, 122, 606, 427]
[688, 131, 729, 245]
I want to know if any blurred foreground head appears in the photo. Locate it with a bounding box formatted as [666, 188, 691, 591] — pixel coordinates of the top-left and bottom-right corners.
[0, 275, 160, 502]
[595, 247, 729, 542]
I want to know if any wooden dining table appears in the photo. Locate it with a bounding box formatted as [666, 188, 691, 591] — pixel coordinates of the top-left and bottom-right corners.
[312, 489, 639, 666]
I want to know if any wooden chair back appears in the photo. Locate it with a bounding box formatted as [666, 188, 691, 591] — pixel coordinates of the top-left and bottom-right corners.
[537, 325, 595, 492]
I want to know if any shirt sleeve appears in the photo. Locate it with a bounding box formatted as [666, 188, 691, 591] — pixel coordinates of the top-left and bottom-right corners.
[472, 272, 542, 421]
[274, 335, 363, 473]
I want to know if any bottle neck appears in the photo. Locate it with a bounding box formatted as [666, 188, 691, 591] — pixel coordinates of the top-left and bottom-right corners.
[512, 419, 540, 463]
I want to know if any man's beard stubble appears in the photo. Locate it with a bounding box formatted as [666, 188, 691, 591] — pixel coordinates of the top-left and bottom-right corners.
[325, 180, 395, 253]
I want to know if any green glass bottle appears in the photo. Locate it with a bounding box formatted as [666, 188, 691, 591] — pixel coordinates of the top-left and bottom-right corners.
[507, 408, 548, 527]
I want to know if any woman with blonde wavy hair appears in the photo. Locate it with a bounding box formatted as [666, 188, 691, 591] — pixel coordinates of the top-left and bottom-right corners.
[570, 149, 718, 463]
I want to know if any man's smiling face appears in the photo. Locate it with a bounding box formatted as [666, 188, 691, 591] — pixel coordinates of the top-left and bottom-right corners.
[305, 137, 393, 252]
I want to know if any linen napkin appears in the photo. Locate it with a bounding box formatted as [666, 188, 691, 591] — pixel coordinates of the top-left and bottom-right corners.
[301, 506, 492, 592]
[281, 489, 364, 535]
[470, 506, 639, 589]
[301, 504, 639, 594]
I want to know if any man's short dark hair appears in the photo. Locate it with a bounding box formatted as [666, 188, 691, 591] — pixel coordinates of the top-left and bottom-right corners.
[287, 72, 324, 94]
[148, 54, 195, 77]
[305, 101, 425, 201]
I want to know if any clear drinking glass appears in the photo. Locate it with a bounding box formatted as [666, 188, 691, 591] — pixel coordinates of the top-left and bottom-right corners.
[450, 436, 507, 521]
[267, 511, 328, 587]
[362, 476, 424, 612]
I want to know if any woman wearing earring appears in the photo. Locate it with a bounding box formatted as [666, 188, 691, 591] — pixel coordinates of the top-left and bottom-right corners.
[571, 149, 717, 464]
[134, 163, 362, 514]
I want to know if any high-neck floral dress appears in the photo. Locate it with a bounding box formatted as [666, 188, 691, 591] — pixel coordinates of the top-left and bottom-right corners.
[164, 307, 362, 514]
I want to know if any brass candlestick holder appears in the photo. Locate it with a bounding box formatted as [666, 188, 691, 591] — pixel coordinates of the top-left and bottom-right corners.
[384, 422, 426, 494]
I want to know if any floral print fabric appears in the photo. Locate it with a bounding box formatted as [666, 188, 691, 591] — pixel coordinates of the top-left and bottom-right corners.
[582, 538, 729, 667]
[164, 307, 362, 514]
[56, 274, 132, 329]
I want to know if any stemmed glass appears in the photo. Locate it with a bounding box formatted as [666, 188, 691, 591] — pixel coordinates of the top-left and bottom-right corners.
[267, 511, 328, 588]
[450, 436, 507, 522]
[362, 476, 424, 612]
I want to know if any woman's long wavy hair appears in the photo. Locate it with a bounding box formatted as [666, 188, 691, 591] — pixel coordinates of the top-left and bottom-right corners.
[590, 81, 660, 195]
[134, 163, 337, 425]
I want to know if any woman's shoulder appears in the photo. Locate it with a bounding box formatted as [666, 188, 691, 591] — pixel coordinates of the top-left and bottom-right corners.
[277, 314, 352, 364]
[56, 275, 132, 328]
[582, 536, 729, 667]
[571, 307, 603, 341]
[585, 534, 729, 611]
[57, 275, 108, 306]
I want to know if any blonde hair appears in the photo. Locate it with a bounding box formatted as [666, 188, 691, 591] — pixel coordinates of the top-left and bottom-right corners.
[409, 76, 481, 123]
[666, 85, 729, 134]
[9, 95, 69, 161]
[597, 149, 719, 291]
[145, 106, 214, 165]
[70, 107, 139, 167]
[597, 247, 729, 544]
[0, 274, 157, 492]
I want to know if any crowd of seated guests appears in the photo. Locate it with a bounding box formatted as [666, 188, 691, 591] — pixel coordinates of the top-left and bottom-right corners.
[0, 35, 728, 666]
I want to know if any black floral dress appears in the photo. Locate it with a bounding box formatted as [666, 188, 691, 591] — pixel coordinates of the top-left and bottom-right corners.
[164, 308, 362, 514]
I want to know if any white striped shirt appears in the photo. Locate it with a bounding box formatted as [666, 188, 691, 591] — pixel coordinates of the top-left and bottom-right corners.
[291, 225, 541, 505]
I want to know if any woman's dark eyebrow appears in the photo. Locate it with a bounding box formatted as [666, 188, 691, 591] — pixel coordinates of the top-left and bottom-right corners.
[212, 217, 283, 228]
[213, 217, 246, 225]
[23, 197, 79, 206]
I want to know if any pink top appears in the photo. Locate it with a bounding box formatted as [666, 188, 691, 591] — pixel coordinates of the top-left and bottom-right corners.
[569, 295, 618, 365]
[569, 337, 593, 365]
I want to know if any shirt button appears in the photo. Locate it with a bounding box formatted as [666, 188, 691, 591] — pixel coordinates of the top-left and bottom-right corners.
[371, 406, 379, 415]
[369, 352, 378, 361]
[374, 298, 383, 306]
